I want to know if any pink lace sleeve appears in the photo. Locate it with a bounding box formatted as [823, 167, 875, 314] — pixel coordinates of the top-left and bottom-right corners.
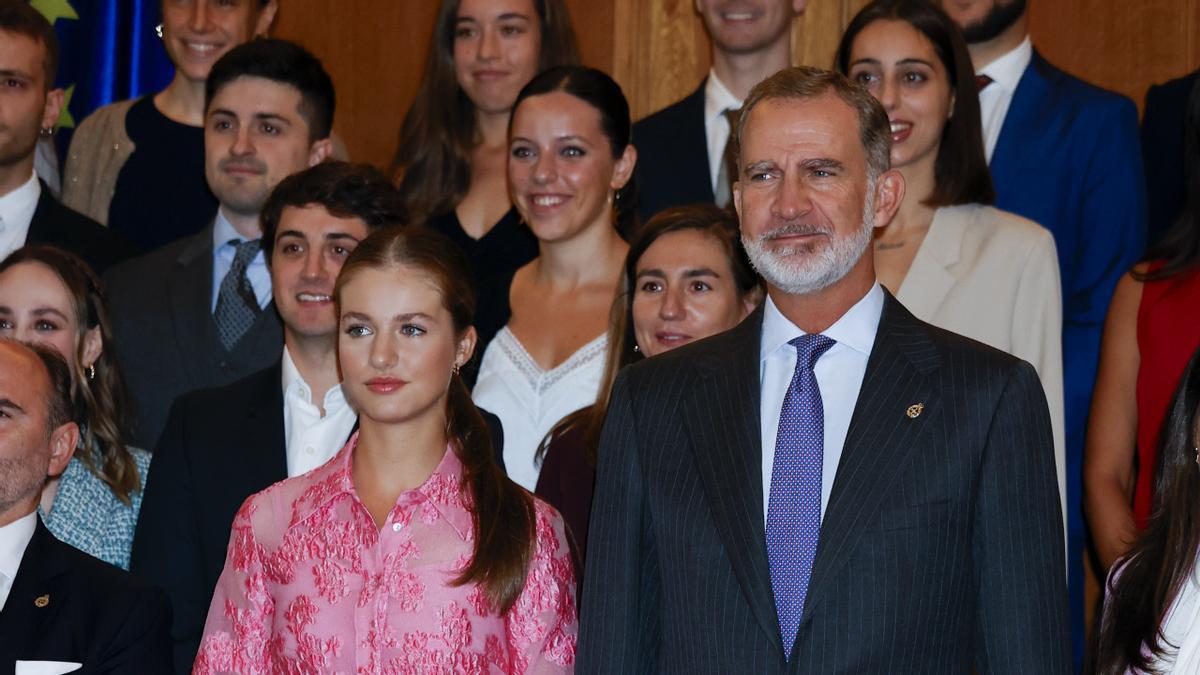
[193, 498, 276, 675]
[505, 500, 578, 674]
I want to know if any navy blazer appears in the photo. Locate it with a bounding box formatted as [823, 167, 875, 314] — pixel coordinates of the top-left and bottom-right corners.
[988, 51, 1145, 529]
[0, 517, 172, 673]
[1141, 69, 1198, 243]
[632, 82, 714, 224]
[26, 183, 136, 275]
[579, 294, 1069, 672]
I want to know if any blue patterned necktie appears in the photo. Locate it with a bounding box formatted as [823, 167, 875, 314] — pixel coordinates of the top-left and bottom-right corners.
[767, 333, 835, 659]
[214, 238, 262, 351]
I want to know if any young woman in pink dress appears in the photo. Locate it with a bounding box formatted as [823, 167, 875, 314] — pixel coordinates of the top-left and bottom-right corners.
[194, 227, 577, 674]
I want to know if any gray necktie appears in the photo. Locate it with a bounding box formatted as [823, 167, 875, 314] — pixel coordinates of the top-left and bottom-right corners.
[214, 239, 262, 351]
[714, 107, 741, 208]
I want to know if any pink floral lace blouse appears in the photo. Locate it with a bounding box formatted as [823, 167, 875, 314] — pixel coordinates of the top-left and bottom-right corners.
[194, 434, 578, 674]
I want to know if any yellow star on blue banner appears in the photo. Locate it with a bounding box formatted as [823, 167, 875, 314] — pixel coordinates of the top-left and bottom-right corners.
[30, 0, 78, 24]
[56, 84, 75, 130]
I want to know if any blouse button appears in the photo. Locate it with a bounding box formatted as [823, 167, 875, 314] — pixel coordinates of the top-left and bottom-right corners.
[391, 522, 403, 532]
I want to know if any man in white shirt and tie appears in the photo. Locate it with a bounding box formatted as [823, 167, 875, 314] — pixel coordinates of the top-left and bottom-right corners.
[579, 65, 1068, 672]
[0, 338, 169, 671]
[634, 0, 807, 223]
[130, 161, 399, 673]
[103, 39, 337, 450]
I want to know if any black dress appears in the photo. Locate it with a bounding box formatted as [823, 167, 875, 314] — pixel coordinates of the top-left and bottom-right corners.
[108, 96, 218, 252]
[425, 207, 538, 377]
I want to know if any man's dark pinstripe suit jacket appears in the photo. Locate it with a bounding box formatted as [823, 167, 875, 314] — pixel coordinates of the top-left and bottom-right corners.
[578, 292, 1070, 673]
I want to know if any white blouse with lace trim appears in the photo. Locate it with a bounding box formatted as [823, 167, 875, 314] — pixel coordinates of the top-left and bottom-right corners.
[472, 327, 607, 491]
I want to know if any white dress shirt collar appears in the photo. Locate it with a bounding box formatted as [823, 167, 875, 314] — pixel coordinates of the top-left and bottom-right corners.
[0, 171, 42, 260]
[703, 69, 745, 192]
[0, 510, 38, 612]
[758, 283, 884, 522]
[976, 37, 1032, 161]
[978, 36, 1033, 93]
[760, 282, 884, 363]
[281, 346, 356, 477]
[212, 207, 253, 248]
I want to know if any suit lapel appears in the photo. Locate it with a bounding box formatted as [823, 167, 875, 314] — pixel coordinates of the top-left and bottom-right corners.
[0, 519, 70, 662]
[167, 228, 217, 385]
[799, 294, 941, 635]
[683, 307, 783, 654]
[24, 184, 56, 244]
[989, 52, 1051, 187]
[242, 362, 288, 489]
[682, 82, 717, 204]
[895, 207, 965, 319]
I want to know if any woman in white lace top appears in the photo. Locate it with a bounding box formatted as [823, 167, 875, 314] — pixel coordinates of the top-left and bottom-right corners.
[473, 65, 636, 490]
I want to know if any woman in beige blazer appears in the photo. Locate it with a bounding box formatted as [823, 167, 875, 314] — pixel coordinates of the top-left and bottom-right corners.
[836, 0, 1066, 514]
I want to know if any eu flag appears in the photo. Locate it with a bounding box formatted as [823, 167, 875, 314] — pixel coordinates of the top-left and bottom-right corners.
[34, 0, 173, 158]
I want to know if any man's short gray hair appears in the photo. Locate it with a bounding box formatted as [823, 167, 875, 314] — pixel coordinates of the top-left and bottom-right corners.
[734, 65, 893, 181]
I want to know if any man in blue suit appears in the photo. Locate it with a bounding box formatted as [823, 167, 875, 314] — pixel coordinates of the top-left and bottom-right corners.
[939, 0, 1146, 667]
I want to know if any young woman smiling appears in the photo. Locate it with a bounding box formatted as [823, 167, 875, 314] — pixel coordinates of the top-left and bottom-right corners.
[836, 0, 1066, 516]
[471, 66, 636, 493]
[393, 0, 578, 354]
[195, 227, 576, 673]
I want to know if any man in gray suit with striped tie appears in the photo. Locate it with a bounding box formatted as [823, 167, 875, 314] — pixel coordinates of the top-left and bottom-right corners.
[578, 66, 1069, 673]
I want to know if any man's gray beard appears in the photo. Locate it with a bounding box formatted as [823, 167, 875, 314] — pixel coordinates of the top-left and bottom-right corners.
[741, 189, 875, 295]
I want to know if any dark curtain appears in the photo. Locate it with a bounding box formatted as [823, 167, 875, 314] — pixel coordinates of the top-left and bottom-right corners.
[41, 0, 174, 160]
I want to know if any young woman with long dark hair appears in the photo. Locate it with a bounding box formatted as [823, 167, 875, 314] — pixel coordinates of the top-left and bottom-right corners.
[1094, 343, 1200, 673]
[1086, 75, 1200, 572]
[194, 227, 576, 673]
[835, 0, 1065, 515]
[0, 245, 147, 569]
[393, 0, 578, 340]
[471, 65, 637, 492]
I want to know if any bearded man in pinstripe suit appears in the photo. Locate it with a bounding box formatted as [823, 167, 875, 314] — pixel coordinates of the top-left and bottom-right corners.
[577, 66, 1069, 674]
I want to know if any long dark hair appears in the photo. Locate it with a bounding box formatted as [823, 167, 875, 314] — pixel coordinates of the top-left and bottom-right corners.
[1093, 343, 1200, 673]
[0, 246, 140, 504]
[511, 65, 637, 235]
[333, 227, 535, 612]
[538, 204, 761, 466]
[1135, 75, 1200, 282]
[834, 0, 994, 207]
[391, 0, 579, 225]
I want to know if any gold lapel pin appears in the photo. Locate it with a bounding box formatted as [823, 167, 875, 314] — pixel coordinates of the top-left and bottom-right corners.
[34, 594, 49, 608]
[906, 403, 924, 419]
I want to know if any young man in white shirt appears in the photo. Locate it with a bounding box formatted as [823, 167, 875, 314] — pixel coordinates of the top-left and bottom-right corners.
[130, 161, 401, 673]
[634, 0, 807, 222]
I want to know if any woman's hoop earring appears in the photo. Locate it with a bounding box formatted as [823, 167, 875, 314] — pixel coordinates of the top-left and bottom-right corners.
[155, 23, 163, 39]
[1194, 446, 1199, 466]
[452, 363, 461, 376]
[85, 364, 96, 381]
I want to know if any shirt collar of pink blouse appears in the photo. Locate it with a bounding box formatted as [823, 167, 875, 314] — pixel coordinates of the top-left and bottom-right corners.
[291, 431, 476, 540]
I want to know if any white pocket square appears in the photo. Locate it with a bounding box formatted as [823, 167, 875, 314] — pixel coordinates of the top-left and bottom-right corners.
[15, 661, 82, 675]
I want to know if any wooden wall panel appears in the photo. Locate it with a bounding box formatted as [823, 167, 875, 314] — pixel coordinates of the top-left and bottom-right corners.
[1028, 0, 1200, 110]
[272, 1, 1200, 170]
[273, 1, 438, 169]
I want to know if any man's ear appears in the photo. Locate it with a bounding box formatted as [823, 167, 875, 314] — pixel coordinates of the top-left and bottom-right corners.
[255, 0, 279, 36]
[47, 421, 79, 478]
[871, 169, 906, 231]
[41, 88, 65, 131]
[793, 0, 808, 15]
[308, 138, 334, 166]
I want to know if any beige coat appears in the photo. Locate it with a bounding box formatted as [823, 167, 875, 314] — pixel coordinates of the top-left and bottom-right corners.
[896, 203, 1066, 526]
